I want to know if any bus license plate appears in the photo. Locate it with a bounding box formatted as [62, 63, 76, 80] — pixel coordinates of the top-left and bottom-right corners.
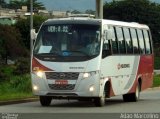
[55, 80, 68, 85]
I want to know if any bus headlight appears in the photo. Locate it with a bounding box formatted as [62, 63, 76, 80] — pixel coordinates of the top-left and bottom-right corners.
[82, 71, 99, 79]
[89, 85, 95, 92]
[36, 71, 43, 78]
[33, 85, 38, 91]
[83, 72, 91, 78]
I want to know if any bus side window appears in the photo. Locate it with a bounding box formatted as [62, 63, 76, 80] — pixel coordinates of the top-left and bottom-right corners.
[137, 29, 145, 54]
[110, 26, 119, 54]
[143, 30, 152, 54]
[123, 27, 133, 54]
[102, 40, 112, 58]
[130, 28, 139, 54]
[115, 27, 126, 54]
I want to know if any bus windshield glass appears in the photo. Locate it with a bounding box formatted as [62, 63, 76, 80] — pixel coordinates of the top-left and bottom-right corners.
[33, 24, 101, 62]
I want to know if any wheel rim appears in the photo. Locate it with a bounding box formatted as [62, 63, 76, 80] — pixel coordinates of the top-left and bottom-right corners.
[135, 84, 140, 99]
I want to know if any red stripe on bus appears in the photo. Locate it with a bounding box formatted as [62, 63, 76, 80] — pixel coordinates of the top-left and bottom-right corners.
[128, 55, 154, 93]
[32, 57, 53, 71]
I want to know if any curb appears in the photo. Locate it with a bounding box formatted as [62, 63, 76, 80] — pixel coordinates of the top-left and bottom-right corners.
[0, 98, 39, 106]
[147, 87, 160, 91]
[154, 70, 160, 75]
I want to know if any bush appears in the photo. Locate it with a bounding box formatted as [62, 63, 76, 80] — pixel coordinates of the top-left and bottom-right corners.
[154, 56, 160, 70]
[14, 57, 30, 75]
[0, 25, 29, 63]
[15, 15, 48, 49]
[0, 65, 14, 81]
[1, 74, 32, 94]
[153, 75, 160, 87]
[0, 70, 7, 81]
[154, 48, 160, 57]
[9, 74, 32, 93]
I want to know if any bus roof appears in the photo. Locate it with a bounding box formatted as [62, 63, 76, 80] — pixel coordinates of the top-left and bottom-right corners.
[102, 19, 149, 29]
[43, 17, 149, 29]
[44, 17, 101, 26]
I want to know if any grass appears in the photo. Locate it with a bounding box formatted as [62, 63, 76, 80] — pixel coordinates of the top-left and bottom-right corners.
[0, 74, 34, 101]
[0, 65, 34, 101]
[0, 93, 33, 101]
[153, 75, 160, 87]
[0, 65, 14, 76]
[154, 56, 160, 70]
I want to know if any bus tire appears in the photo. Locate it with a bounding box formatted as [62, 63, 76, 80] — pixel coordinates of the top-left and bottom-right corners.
[123, 83, 140, 102]
[39, 96, 52, 106]
[94, 90, 105, 107]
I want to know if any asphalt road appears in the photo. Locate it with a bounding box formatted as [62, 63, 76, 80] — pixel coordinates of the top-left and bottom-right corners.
[0, 88, 160, 119]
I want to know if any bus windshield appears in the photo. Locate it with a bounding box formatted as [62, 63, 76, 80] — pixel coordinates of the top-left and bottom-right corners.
[33, 24, 101, 62]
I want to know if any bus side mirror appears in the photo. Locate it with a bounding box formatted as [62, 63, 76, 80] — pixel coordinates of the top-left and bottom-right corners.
[31, 29, 37, 40]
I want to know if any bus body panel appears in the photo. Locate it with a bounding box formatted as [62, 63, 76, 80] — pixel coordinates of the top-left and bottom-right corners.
[100, 55, 140, 96]
[137, 55, 154, 90]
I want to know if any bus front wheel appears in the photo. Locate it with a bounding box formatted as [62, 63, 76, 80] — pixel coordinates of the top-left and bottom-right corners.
[94, 90, 106, 107]
[39, 96, 52, 106]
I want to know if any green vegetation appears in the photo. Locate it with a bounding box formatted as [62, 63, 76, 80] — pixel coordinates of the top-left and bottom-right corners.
[154, 57, 160, 69]
[0, 63, 32, 101]
[0, 74, 33, 101]
[0, 0, 45, 11]
[0, 93, 33, 101]
[15, 15, 48, 49]
[153, 75, 160, 87]
[0, 15, 46, 101]
[0, 25, 29, 65]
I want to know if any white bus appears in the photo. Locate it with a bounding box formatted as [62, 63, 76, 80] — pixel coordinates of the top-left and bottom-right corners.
[31, 17, 154, 107]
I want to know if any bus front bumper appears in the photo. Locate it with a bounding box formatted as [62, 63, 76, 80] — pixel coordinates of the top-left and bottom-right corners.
[31, 73, 100, 98]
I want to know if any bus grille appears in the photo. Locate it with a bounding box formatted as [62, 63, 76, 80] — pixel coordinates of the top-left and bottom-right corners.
[45, 72, 79, 80]
[48, 84, 75, 90]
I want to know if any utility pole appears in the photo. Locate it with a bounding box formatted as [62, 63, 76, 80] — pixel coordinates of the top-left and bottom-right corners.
[96, 0, 103, 19]
[30, 0, 33, 54]
[30, 0, 33, 72]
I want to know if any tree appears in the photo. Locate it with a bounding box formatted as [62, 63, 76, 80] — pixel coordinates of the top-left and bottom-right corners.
[8, 0, 45, 11]
[85, 9, 96, 15]
[25, 0, 46, 12]
[0, 0, 7, 7]
[15, 15, 48, 50]
[103, 0, 160, 48]
[0, 25, 28, 64]
[9, 0, 24, 9]
[0, 0, 5, 6]
[71, 10, 82, 14]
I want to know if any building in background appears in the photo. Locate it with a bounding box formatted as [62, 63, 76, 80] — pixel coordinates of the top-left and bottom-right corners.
[51, 10, 70, 18]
